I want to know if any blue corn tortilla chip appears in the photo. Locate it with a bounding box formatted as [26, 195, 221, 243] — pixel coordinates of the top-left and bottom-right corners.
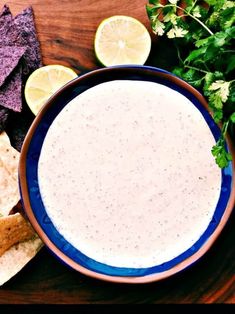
[0, 5, 42, 76]
[0, 65, 23, 112]
[14, 6, 42, 76]
[0, 106, 9, 132]
[0, 6, 12, 129]
[0, 6, 17, 46]
[0, 5, 23, 112]
[0, 6, 23, 112]
[0, 5, 12, 34]
[5, 100, 35, 152]
[0, 5, 42, 113]
[0, 46, 26, 87]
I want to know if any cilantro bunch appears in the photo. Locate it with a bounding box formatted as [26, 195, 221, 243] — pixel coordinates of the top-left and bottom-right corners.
[146, 0, 235, 168]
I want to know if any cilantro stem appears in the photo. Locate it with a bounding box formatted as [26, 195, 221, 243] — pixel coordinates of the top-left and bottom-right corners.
[175, 43, 184, 65]
[223, 50, 235, 53]
[185, 11, 214, 36]
[202, 61, 210, 72]
[184, 65, 208, 74]
[163, 4, 214, 36]
[222, 120, 230, 137]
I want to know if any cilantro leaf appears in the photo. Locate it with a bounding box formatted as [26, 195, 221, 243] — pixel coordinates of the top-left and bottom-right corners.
[147, 0, 235, 168]
[185, 47, 207, 63]
[211, 138, 232, 168]
[230, 113, 235, 123]
[226, 55, 235, 74]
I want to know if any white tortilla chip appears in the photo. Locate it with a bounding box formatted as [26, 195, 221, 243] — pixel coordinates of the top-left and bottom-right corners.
[0, 131, 20, 216]
[0, 212, 36, 256]
[0, 236, 43, 286]
[0, 131, 10, 145]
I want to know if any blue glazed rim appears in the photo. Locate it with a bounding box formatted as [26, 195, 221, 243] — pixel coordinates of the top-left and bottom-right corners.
[19, 65, 235, 283]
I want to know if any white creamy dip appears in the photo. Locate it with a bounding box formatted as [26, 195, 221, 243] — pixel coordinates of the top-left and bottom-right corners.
[38, 80, 221, 268]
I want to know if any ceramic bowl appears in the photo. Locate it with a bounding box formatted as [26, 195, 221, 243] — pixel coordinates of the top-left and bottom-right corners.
[19, 65, 235, 283]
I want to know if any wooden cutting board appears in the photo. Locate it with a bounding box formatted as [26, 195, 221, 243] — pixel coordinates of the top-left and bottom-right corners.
[0, 0, 234, 304]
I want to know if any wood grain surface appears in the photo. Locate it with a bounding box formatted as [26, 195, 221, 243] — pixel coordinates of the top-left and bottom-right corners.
[0, 0, 234, 304]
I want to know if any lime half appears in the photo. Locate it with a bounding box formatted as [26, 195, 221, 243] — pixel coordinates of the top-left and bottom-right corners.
[94, 15, 151, 67]
[25, 64, 78, 115]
